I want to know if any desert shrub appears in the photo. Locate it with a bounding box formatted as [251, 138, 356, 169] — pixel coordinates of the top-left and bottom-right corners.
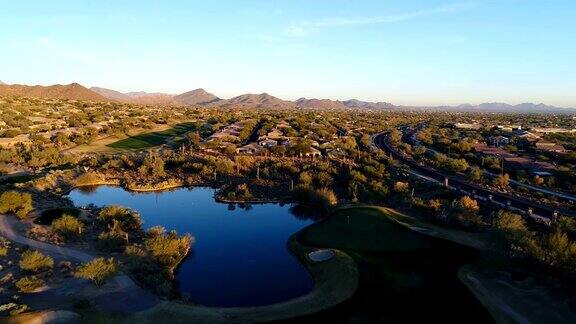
[494, 211, 528, 239]
[52, 214, 85, 240]
[445, 196, 484, 228]
[554, 216, 576, 235]
[98, 205, 142, 232]
[291, 186, 338, 213]
[15, 276, 44, 293]
[73, 171, 105, 186]
[19, 250, 54, 273]
[0, 303, 29, 316]
[0, 191, 33, 219]
[0, 238, 9, 257]
[493, 174, 510, 188]
[35, 207, 81, 225]
[97, 220, 128, 252]
[313, 188, 338, 209]
[539, 231, 576, 270]
[393, 181, 410, 193]
[144, 227, 193, 269]
[123, 244, 173, 295]
[75, 257, 117, 286]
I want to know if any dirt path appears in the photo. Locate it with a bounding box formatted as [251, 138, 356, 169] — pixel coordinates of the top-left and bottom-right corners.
[0, 214, 160, 314]
[0, 215, 93, 262]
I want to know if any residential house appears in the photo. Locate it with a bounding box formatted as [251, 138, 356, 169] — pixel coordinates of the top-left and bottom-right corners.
[266, 128, 284, 140]
[488, 136, 510, 147]
[535, 142, 567, 154]
[236, 143, 264, 155]
[301, 147, 322, 157]
[259, 139, 278, 148]
[327, 148, 348, 159]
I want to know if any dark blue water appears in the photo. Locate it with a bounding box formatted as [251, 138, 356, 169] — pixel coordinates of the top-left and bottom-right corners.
[68, 186, 314, 307]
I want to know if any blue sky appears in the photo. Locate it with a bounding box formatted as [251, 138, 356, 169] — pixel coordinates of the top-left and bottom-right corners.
[1, 0, 575, 106]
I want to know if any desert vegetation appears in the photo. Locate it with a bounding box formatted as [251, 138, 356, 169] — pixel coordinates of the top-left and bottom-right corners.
[0, 191, 33, 219]
[75, 257, 118, 286]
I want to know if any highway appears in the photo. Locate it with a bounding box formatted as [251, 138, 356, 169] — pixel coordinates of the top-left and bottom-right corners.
[372, 132, 576, 220]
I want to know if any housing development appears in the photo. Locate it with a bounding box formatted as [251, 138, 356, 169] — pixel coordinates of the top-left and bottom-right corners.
[2, 1, 576, 323]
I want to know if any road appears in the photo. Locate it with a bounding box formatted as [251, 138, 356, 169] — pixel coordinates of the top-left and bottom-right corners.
[372, 132, 575, 219]
[405, 126, 576, 203]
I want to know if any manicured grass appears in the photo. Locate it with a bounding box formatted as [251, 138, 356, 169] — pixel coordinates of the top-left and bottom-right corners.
[301, 206, 432, 252]
[107, 122, 197, 150]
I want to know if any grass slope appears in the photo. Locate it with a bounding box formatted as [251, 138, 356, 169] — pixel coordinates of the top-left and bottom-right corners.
[300, 206, 432, 252]
[107, 122, 197, 150]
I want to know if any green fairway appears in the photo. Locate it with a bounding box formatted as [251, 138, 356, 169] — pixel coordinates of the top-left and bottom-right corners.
[300, 206, 432, 252]
[107, 122, 197, 150]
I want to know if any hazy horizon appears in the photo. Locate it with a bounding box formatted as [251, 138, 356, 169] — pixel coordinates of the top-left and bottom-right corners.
[1, 1, 575, 107]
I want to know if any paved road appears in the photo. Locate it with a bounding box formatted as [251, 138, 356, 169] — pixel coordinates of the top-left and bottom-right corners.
[406, 126, 576, 203]
[372, 132, 575, 219]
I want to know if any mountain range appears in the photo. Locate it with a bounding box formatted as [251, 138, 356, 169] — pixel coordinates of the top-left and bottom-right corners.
[0, 82, 105, 101]
[0, 81, 573, 113]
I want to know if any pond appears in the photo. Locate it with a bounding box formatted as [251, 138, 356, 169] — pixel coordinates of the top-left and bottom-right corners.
[68, 186, 315, 307]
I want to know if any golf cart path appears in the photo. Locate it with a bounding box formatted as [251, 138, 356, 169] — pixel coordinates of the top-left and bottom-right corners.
[0, 214, 93, 262]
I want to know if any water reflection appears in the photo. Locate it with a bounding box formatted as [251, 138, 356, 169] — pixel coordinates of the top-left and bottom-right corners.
[68, 186, 314, 307]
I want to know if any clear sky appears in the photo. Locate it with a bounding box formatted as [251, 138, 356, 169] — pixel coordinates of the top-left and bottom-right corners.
[1, 0, 575, 106]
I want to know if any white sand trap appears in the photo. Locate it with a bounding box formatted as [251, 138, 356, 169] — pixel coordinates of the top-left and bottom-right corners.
[308, 249, 335, 262]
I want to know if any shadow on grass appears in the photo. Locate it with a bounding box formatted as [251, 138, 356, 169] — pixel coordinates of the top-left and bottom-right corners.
[107, 122, 197, 150]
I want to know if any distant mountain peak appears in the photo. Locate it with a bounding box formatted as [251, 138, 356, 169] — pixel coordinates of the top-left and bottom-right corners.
[173, 88, 220, 105]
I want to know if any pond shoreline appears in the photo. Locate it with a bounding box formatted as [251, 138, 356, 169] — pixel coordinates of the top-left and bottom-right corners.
[124, 230, 359, 323]
[70, 182, 290, 205]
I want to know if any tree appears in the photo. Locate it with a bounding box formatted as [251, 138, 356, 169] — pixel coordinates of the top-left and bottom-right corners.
[389, 129, 402, 145]
[75, 257, 118, 286]
[185, 132, 201, 148]
[139, 153, 166, 178]
[298, 171, 313, 187]
[444, 158, 469, 173]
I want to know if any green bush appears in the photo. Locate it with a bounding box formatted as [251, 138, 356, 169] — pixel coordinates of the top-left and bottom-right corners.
[75, 257, 117, 286]
[0, 191, 33, 219]
[15, 276, 45, 293]
[19, 250, 54, 273]
[52, 214, 85, 240]
[98, 205, 142, 232]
